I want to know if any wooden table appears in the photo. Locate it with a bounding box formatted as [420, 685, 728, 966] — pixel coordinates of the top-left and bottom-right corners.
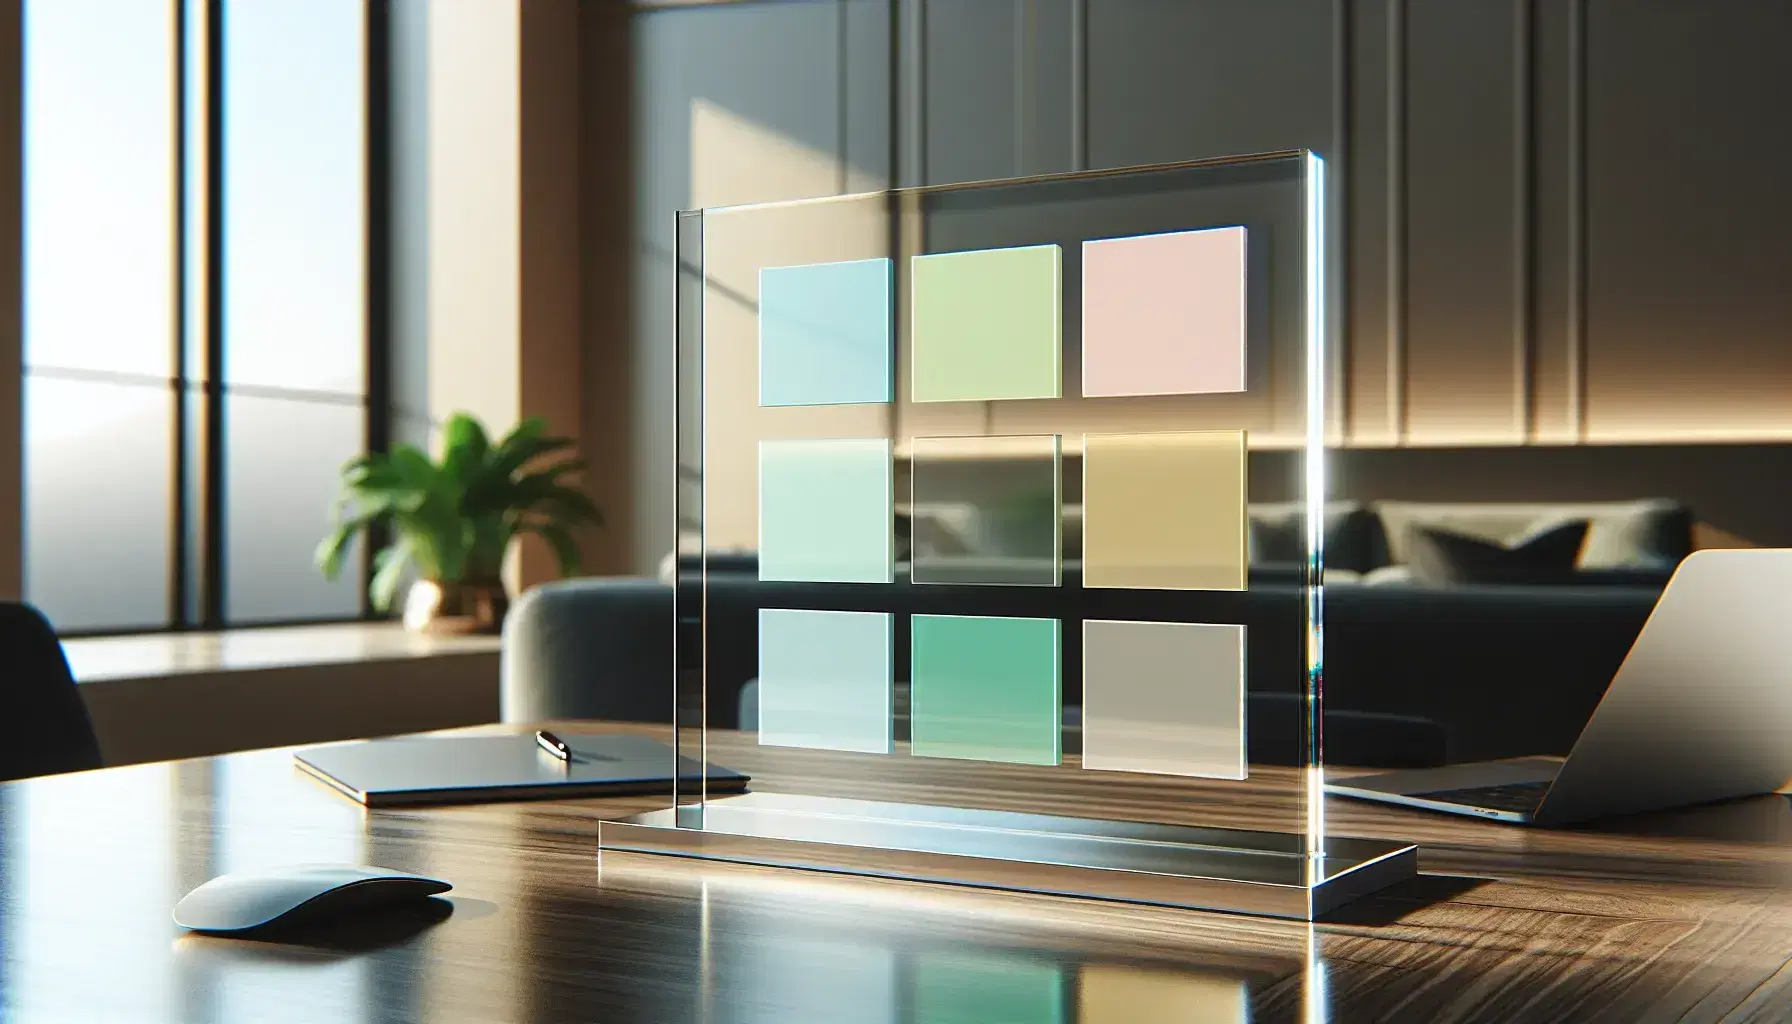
[3, 725, 1791, 1023]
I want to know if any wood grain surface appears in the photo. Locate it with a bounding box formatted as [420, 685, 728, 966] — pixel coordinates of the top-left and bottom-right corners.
[1, 723, 1790, 1023]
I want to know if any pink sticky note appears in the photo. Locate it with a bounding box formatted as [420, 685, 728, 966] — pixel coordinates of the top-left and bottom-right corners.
[1081, 226, 1247, 397]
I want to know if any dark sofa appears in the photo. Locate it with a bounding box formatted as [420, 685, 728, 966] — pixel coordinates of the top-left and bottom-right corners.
[503, 565, 1659, 766]
[501, 498, 1684, 766]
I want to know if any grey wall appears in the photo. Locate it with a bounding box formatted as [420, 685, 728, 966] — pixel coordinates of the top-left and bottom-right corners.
[625, 0, 1792, 569]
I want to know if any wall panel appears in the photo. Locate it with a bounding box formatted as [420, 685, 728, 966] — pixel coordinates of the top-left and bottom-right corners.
[921, 0, 1022, 184]
[1582, 0, 1792, 443]
[1085, 0, 1331, 170]
[1345, 0, 1396, 446]
[1528, 0, 1581, 444]
[1399, 0, 1527, 446]
[620, 0, 1792, 570]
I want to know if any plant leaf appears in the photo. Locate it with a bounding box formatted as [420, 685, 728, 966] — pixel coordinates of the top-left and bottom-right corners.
[463, 514, 512, 582]
[468, 437, 578, 508]
[517, 481, 603, 526]
[314, 514, 375, 580]
[520, 520, 583, 577]
[439, 412, 491, 489]
[369, 541, 413, 613]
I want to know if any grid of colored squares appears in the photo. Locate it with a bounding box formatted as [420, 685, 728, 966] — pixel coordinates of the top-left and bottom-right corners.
[757, 430, 1246, 591]
[757, 609, 1245, 779]
[752, 227, 1252, 779]
[755, 227, 1247, 408]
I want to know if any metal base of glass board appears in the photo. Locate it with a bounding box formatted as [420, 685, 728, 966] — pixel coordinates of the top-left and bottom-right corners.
[599, 792, 1416, 921]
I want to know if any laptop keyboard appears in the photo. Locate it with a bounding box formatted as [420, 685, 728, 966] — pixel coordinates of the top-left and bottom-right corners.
[1415, 780, 1551, 814]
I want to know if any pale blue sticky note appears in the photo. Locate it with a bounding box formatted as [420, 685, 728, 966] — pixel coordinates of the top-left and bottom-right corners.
[759, 438, 892, 583]
[759, 258, 893, 407]
[759, 608, 894, 754]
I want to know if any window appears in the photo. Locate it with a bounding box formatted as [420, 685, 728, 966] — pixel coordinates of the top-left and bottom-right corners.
[23, 0, 386, 634]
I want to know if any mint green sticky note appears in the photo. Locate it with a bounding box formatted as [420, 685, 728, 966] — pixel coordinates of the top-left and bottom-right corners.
[759, 438, 892, 584]
[911, 614, 1060, 766]
[911, 244, 1061, 403]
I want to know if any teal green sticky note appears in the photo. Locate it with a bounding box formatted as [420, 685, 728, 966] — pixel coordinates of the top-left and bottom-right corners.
[911, 244, 1061, 403]
[759, 608, 893, 754]
[911, 614, 1060, 766]
[912, 952, 1065, 1024]
[759, 438, 892, 583]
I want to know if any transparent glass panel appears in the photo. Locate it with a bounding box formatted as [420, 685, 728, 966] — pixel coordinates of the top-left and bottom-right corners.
[22, 0, 177, 378]
[683, 154, 1325, 860]
[223, 394, 364, 623]
[222, 0, 365, 394]
[24, 376, 174, 632]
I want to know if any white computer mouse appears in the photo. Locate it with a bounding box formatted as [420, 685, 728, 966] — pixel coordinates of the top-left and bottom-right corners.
[173, 864, 452, 934]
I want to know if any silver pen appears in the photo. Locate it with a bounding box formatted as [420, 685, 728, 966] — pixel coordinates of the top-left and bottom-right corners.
[535, 729, 573, 767]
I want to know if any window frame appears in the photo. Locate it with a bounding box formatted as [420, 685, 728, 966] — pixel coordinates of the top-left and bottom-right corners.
[28, 0, 392, 638]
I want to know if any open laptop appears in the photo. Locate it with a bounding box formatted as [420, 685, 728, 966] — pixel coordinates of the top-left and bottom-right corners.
[1326, 548, 1792, 826]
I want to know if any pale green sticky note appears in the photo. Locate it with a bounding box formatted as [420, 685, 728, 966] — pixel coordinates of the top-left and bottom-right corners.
[911, 244, 1061, 403]
[911, 614, 1061, 766]
[759, 438, 892, 584]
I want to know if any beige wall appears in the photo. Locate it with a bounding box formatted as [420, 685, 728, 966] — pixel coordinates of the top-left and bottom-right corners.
[425, 0, 521, 437]
[577, 3, 637, 577]
[517, 0, 589, 585]
[397, 0, 599, 589]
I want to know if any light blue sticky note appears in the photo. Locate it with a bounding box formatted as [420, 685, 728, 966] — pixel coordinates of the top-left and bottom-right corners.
[759, 438, 892, 583]
[759, 608, 894, 754]
[759, 258, 893, 407]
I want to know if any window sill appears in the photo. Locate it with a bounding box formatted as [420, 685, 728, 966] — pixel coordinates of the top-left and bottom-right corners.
[63, 623, 503, 769]
[63, 621, 501, 684]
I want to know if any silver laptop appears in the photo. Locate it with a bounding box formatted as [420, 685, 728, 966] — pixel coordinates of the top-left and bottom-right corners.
[1326, 548, 1792, 826]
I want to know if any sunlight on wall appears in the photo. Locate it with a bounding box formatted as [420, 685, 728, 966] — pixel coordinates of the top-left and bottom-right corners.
[691, 99, 893, 554]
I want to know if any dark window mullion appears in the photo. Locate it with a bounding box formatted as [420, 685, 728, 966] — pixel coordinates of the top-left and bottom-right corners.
[170, 0, 189, 629]
[200, 0, 225, 629]
[362, 0, 392, 620]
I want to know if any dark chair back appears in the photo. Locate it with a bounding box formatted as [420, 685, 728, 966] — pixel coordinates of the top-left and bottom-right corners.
[0, 602, 103, 782]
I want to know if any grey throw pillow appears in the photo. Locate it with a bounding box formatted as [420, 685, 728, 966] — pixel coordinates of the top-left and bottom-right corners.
[1404, 520, 1589, 585]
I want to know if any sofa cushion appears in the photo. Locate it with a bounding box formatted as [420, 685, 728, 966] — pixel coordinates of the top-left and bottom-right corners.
[1404, 520, 1589, 585]
[1373, 498, 1692, 570]
[1248, 501, 1382, 573]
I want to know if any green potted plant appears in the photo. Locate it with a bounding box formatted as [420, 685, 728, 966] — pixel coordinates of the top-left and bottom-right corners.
[315, 412, 600, 634]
